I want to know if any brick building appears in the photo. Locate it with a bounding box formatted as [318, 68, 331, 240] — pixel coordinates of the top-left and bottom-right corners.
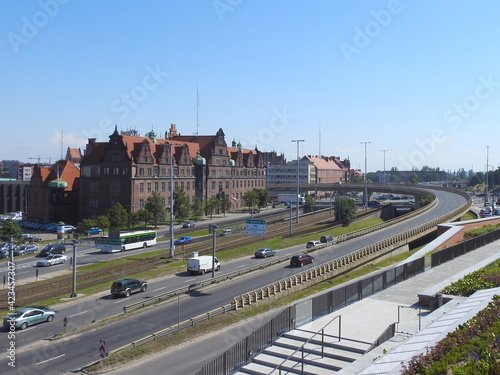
[27, 160, 80, 224]
[79, 125, 266, 220]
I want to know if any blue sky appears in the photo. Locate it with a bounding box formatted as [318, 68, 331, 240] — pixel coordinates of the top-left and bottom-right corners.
[1, 1, 499, 173]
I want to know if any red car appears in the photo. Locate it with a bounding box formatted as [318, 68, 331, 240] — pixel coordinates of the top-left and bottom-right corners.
[290, 253, 314, 267]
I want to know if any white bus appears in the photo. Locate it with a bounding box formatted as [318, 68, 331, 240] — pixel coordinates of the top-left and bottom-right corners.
[95, 230, 157, 253]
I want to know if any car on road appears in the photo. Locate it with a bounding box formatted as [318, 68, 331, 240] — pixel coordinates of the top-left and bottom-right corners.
[111, 278, 148, 297]
[320, 235, 334, 243]
[36, 254, 67, 267]
[174, 236, 192, 245]
[368, 201, 381, 207]
[14, 244, 39, 256]
[38, 243, 66, 257]
[63, 225, 76, 233]
[254, 248, 276, 258]
[88, 227, 102, 235]
[290, 253, 314, 267]
[306, 241, 321, 249]
[220, 229, 233, 236]
[3, 307, 57, 330]
[183, 221, 196, 228]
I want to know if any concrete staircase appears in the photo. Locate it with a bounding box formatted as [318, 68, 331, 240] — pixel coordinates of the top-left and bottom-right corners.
[237, 329, 371, 375]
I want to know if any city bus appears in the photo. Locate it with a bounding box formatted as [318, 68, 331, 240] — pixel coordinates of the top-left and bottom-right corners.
[95, 230, 157, 253]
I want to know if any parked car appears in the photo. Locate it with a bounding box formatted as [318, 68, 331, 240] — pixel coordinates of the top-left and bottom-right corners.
[22, 234, 42, 243]
[88, 227, 102, 235]
[220, 229, 233, 236]
[183, 221, 196, 228]
[14, 244, 39, 256]
[38, 243, 66, 257]
[3, 307, 57, 330]
[254, 248, 276, 258]
[62, 225, 76, 233]
[250, 209, 261, 214]
[320, 235, 334, 243]
[111, 279, 148, 297]
[368, 201, 381, 207]
[174, 236, 192, 245]
[37, 254, 67, 267]
[0, 242, 16, 251]
[306, 241, 321, 249]
[290, 253, 314, 267]
[0, 250, 8, 259]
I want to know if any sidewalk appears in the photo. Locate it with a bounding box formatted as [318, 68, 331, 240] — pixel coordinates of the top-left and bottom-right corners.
[101, 237, 500, 375]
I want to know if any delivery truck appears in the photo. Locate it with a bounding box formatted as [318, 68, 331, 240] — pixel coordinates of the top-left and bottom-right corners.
[187, 256, 221, 275]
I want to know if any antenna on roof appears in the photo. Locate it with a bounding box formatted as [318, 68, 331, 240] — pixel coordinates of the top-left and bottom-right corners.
[319, 125, 321, 158]
[196, 84, 200, 136]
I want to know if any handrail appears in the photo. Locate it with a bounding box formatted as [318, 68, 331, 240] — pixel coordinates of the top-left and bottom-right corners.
[268, 314, 342, 374]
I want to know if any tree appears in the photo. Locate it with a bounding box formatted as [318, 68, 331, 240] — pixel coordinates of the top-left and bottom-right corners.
[145, 192, 165, 227]
[408, 173, 419, 184]
[254, 189, 269, 208]
[242, 190, 259, 208]
[191, 196, 204, 218]
[173, 187, 191, 221]
[0, 220, 23, 243]
[220, 196, 232, 216]
[304, 195, 315, 213]
[76, 218, 97, 236]
[335, 197, 357, 226]
[135, 209, 152, 228]
[107, 203, 128, 229]
[204, 198, 221, 219]
[95, 215, 111, 233]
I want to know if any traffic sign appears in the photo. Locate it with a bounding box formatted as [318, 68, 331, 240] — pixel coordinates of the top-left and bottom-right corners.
[246, 219, 266, 236]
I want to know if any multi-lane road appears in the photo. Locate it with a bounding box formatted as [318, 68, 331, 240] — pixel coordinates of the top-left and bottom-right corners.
[0, 188, 468, 375]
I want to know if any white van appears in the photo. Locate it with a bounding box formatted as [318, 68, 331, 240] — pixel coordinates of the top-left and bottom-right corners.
[187, 256, 221, 275]
[220, 229, 232, 236]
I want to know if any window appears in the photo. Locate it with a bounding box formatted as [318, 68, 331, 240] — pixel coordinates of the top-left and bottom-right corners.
[161, 168, 166, 176]
[91, 167, 98, 176]
[223, 159, 227, 166]
[161, 182, 166, 192]
[110, 183, 120, 193]
[139, 168, 144, 176]
[147, 183, 152, 193]
[225, 181, 229, 189]
[112, 154, 120, 163]
[90, 181, 98, 193]
[218, 170, 223, 177]
[181, 169, 184, 176]
[216, 159, 220, 165]
[186, 182, 190, 191]
[175, 181, 178, 188]
[219, 181, 223, 190]
[181, 181, 184, 189]
[139, 199, 144, 209]
[90, 199, 98, 208]
[139, 183, 144, 194]
[154, 182, 159, 192]
[103, 167, 109, 175]
[113, 167, 119, 175]
[211, 181, 216, 190]
[147, 168, 152, 176]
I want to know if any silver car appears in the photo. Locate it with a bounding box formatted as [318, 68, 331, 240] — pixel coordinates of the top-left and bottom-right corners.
[14, 244, 39, 256]
[36, 254, 67, 267]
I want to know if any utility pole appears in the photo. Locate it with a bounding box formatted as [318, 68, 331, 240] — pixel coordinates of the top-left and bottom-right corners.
[291, 139, 304, 223]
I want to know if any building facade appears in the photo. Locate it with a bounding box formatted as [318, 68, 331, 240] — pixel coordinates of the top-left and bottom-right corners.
[79, 125, 267, 220]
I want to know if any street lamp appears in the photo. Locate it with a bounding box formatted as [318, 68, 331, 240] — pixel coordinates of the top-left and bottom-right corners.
[361, 141, 371, 209]
[485, 146, 490, 205]
[167, 143, 175, 258]
[381, 149, 388, 183]
[291, 139, 304, 223]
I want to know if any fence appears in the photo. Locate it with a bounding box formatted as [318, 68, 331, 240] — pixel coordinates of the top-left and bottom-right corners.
[196, 257, 426, 375]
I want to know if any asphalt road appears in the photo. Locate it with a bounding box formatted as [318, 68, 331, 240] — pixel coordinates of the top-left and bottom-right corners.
[0, 189, 468, 375]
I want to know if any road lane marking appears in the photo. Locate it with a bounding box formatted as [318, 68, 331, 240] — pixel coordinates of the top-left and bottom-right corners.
[69, 311, 87, 318]
[113, 299, 128, 303]
[184, 278, 196, 283]
[236, 265, 246, 268]
[36, 354, 66, 365]
[16, 271, 30, 275]
[153, 287, 166, 292]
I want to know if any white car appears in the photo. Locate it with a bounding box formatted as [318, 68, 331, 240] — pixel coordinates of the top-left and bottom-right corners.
[306, 241, 322, 249]
[37, 254, 67, 267]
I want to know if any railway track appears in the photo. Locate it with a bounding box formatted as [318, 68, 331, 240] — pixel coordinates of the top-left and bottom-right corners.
[1, 209, 340, 309]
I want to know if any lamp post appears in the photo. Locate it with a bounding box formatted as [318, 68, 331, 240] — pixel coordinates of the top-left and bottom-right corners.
[485, 146, 490, 205]
[361, 141, 371, 209]
[168, 143, 175, 258]
[381, 149, 388, 183]
[291, 139, 304, 223]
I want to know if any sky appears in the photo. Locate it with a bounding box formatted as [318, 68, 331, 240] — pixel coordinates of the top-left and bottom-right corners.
[1, 1, 500, 174]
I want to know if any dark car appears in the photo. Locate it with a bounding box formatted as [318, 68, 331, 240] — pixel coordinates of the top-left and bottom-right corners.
[174, 236, 192, 245]
[183, 221, 196, 228]
[290, 253, 314, 267]
[250, 209, 260, 214]
[111, 278, 148, 297]
[14, 244, 39, 256]
[320, 235, 334, 243]
[254, 248, 276, 258]
[38, 243, 66, 257]
[3, 307, 57, 330]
